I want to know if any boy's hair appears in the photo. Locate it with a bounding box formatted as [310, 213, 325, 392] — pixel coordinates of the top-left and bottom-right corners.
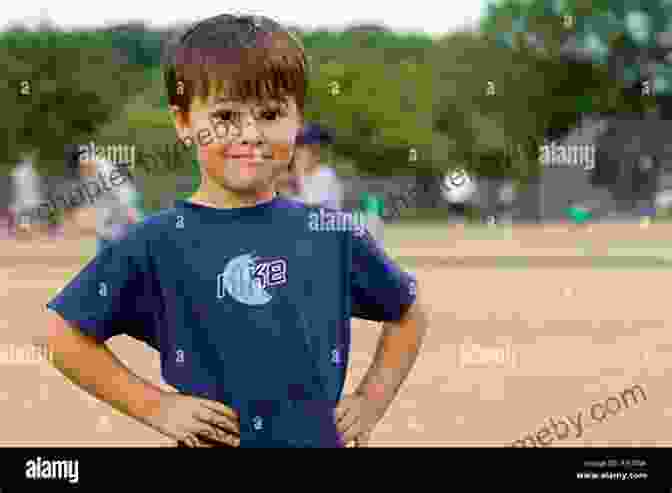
[163, 14, 308, 117]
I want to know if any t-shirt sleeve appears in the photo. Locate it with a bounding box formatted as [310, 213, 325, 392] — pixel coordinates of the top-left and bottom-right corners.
[46, 232, 159, 348]
[349, 227, 417, 322]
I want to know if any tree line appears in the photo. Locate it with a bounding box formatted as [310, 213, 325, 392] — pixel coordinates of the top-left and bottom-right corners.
[2, 1, 671, 212]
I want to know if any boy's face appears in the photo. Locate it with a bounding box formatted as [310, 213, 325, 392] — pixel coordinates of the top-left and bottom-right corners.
[172, 85, 303, 195]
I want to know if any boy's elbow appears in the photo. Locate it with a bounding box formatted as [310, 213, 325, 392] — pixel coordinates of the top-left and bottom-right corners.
[42, 310, 75, 343]
[40, 311, 100, 359]
[401, 296, 429, 336]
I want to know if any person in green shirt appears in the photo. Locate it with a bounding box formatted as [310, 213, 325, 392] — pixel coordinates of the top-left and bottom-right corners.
[360, 192, 385, 245]
[565, 200, 592, 230]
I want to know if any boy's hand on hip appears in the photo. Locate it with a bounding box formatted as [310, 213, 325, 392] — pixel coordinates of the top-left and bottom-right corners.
[335, 393, 385, 447]
[144, 391, 240, 447]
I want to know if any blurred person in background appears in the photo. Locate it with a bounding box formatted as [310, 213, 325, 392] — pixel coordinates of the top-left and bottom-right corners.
[9, 155, 44, 240]
[565, 199, 593, 231]
[359, 192, 385, 246]
[275, 155, 303, 200]
[69, 149, 144, 253]
[655, 188, 672, 219]
[291, 123, 344, 210]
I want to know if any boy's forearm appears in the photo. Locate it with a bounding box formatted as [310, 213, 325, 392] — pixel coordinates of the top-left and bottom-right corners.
[355, 297, 429, 410]
[43, 315, 164, 424]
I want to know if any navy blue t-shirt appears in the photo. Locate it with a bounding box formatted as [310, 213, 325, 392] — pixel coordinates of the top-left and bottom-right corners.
[46, 198, 416, 447]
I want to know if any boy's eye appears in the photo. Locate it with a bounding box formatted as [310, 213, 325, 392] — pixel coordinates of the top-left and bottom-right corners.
[212, 110, 234, 122]
[211, 107, 285, 122]
[259, 110, 281, 121]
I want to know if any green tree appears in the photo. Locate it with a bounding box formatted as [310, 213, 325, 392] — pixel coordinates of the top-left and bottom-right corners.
[302, 35, 441, 179]
[99, 22, 166, 68]
[0, 28, 147, 176]
[480, 0, 672, 211]
[431, 28, 618, 176]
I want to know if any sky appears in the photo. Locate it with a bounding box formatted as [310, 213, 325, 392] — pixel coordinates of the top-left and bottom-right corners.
[1, 1, 491, 38]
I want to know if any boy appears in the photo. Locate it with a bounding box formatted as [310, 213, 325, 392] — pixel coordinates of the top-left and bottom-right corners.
[293, 123, 344, 210]
[44, 14, 427, 448]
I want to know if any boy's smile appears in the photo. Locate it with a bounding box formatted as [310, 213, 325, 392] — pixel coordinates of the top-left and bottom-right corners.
[214, 143, 274, 183]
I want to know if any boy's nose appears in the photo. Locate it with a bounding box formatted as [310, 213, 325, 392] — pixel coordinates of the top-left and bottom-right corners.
[237, 115, 265, 145]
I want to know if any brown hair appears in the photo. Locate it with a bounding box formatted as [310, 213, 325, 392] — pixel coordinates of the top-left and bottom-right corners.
[163, 14, 308, 119]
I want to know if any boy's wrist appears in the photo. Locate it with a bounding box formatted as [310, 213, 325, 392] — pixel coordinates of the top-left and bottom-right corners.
[355, 383, 392, 425]
[126, 383, 166, 424]
[356, 382, 391, 406]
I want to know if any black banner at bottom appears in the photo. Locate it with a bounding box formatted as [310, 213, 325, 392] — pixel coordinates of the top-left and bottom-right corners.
[0, 447, 663, 490]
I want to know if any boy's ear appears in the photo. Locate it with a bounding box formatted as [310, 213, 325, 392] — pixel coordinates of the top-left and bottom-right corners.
[169, 105, 189, 125]
[169, 105, 192, 141]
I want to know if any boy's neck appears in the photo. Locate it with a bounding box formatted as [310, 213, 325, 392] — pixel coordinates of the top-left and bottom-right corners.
[189, 184, 276, 209]
[306, 162, 322, 176]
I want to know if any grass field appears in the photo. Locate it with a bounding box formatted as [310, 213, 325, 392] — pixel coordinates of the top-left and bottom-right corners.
[1, 222, 670, 446]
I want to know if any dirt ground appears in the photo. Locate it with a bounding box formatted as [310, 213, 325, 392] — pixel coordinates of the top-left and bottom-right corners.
[1, 224, 670, 447]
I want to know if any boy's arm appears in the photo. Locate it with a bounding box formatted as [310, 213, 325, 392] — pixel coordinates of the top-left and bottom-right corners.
[336, 291, 428, 446]
[337, 227, 427, 445]
[41, 312, 164, 424]
[355, 291, 428, 410]
[41, 313, 240, 446]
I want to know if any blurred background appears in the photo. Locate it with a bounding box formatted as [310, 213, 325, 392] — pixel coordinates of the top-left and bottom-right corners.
[2, 0, 672, 231]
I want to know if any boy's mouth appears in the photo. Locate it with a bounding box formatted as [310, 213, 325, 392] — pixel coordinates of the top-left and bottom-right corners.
[224, 151, 272, 160]
[226, 155, 273, 165]
[228, 155, 262, 161]
[222, 145, 276, 160]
